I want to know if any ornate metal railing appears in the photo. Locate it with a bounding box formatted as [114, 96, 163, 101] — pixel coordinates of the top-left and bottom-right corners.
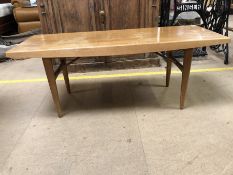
[160, 0, 231, 64]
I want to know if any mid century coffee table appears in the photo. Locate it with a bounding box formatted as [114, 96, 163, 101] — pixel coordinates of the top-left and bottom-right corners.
[6, 25, 230, 117]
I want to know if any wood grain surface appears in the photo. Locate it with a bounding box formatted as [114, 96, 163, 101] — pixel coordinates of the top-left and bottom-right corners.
[6, 25, 231, 59]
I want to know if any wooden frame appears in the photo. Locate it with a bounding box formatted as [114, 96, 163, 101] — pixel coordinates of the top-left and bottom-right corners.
[41, 49, 192, 117]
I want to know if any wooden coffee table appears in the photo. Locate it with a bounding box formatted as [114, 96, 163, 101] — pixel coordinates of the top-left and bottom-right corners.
[6, 25, 230, 117]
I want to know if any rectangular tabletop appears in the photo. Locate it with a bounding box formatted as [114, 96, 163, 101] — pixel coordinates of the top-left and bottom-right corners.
[6, 25, 230, 59]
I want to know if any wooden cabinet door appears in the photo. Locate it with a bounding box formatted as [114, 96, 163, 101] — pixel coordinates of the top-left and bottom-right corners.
[103, 0, 142, 30]
[38, 0, 61, 34]
[144, 0, 160, 27]
[38, 0, 103, 33]
[102, 0, 159, 30]
[52, 0, 102, 32]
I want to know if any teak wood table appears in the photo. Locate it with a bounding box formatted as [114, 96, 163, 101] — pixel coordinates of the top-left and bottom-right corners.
[6, 26, 230, 117]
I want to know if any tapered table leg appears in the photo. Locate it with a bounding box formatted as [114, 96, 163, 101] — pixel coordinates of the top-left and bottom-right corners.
[166, 51, 172, 87]
[42, 58, 63, 117]
[180, 49, 193, 109]
[61, 59, 71, 94]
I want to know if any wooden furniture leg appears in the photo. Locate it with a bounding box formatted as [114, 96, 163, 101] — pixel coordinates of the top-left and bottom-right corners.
[42, 58, 63, 117]
[166, 51, 172, 87]
[180, 49, 193, 109]
[61, 59, 71, 94]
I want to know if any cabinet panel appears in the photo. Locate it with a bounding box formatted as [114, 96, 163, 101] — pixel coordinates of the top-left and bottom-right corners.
[38, 0, 61, 34]
[103, 0, 141, 30]
[38, 0, 103, 33]
[103, 0, 159, 30]
[145, 0, 159, 27]
[55, 0, 102, 32]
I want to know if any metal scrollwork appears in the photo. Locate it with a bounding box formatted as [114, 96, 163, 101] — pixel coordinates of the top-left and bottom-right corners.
[204, 0, 231, 64]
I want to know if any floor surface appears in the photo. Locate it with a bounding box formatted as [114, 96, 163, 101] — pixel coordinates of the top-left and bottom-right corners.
[0, 29, 233, 175]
